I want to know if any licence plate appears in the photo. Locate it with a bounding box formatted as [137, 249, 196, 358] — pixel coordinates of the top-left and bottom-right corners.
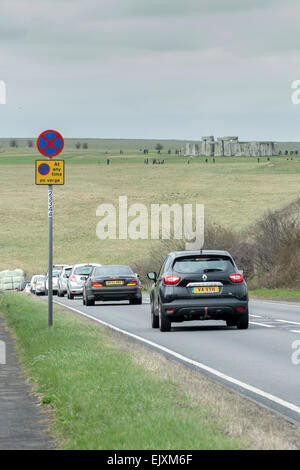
[192, 286, 219, 294]
[106, 280, 124, 286]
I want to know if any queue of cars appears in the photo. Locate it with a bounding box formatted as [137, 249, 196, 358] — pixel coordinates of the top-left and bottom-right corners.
[25, 250, 248, 332]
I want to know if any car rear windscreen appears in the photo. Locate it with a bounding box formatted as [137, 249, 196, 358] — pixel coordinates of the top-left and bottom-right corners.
[173, 256, 234, 273]
[93, 266, 133, 277]
[74, 266, 94, 275]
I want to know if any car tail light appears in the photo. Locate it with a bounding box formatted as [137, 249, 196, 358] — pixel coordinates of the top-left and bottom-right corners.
[91, 279, 103, 287]
[229, 273, 244, 283]
[237, 306, 246, 312]
[163, 275, 181, 285]
[127, 278, 137, 286]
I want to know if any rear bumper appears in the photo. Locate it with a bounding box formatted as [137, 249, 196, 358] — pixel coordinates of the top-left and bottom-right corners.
[87, 286, 141, 300]
[69, 284, 84, 295]
[161, 297, 248, 321]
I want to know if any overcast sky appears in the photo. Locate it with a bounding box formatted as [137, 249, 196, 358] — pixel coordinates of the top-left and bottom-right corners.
[1, 0, 300, 140]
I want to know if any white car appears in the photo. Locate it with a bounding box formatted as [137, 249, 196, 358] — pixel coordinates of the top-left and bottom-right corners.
[57, 265, 73, 297]
[45, 271, 60, 295]
[35, 275, 46, 295]
[30, 275, 40, 294]
[24, 282, 31, 294]
[67, 263, 102, 299]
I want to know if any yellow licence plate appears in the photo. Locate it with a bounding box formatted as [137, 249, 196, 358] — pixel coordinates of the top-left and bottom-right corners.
[192, 286, 219, 294]
[106, 280, 124, 285]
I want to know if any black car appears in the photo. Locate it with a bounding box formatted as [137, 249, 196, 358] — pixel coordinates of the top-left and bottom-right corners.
[147, 250, 248, 332]
[83, 265, 142, 306]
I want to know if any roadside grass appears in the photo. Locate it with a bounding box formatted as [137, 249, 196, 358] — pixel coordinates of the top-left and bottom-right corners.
[250, 289, 300, 302]
[2, 146, 300, 277]
[0, 292, 243, 450]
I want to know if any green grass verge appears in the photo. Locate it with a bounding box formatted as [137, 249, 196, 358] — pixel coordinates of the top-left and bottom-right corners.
[250, 289, 300, 302]
[0, 292, 242, 450]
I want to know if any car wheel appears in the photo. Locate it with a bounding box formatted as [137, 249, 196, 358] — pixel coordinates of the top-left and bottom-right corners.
[158, 302, 171, 332]
[236, 313, 249, 330]
[151, 301, 159, 328]
[86, 297, 95, 306]
[68, 291, 74, 300]
[226, 319, 236, 327]
[129, 296, 142, 305]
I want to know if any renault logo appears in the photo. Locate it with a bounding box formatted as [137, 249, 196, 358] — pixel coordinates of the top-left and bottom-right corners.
[202, 274, 207, 281]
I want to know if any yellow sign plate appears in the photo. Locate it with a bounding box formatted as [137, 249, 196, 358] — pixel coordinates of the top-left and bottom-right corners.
[193, 286, 220, 294]
[35, 160, 65, 185]
[106, 280, 124, 285]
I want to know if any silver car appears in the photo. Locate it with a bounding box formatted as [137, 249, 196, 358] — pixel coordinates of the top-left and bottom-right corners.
[57, 265, 73, 297]
[45, 271, 60, 295]
[35, 275, 46, 295]
[67, 263, 102, 299]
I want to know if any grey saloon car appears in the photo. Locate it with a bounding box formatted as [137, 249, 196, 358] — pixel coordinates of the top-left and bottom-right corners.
[83, 265, 142, 306]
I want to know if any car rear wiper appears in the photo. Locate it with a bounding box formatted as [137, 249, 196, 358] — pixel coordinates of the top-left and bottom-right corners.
[203, 268, 223, 273]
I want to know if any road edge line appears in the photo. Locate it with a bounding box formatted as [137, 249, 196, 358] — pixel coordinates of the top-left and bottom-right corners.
[54, 300, 300, 417]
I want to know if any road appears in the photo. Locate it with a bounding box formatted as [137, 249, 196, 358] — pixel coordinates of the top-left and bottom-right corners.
[54, 295, 300, 425]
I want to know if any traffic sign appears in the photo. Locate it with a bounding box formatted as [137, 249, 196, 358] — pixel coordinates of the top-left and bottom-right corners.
[37, 129, 64, 157]
[35, 159, 64, 185]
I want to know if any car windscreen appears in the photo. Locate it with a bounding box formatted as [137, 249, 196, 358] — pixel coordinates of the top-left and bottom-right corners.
[93, 266, 133, 277]
[74, 266, 94, 275]
[37, 276, 45, 281]
[173, 256, 234, 273]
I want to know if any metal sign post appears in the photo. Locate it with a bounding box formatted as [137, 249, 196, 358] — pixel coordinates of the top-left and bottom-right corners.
[48, 185, 53, 327]
[36, 130, 64, 327]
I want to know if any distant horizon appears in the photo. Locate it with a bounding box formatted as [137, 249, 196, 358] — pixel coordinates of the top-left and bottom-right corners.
[0, 136, 300, 144]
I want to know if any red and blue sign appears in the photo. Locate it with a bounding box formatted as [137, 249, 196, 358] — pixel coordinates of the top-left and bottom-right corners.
[38, 162, 50, 176]
[37, 130, 64, 158]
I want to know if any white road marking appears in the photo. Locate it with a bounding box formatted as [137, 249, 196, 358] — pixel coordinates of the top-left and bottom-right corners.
[249, 314, 262, 318]
[275, 319, 300, 326]
[54, 300, 300, 417]
[250, 299, 300, 309]
[249, 321, 275, 328]
[290, 330, 300, 334]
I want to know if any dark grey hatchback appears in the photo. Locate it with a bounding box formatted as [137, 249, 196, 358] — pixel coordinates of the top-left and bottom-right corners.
[147, 250, 248, 332]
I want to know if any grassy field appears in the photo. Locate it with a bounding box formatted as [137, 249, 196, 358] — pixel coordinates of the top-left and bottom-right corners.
[250, 289, 300, 302]
[0, 292, 241, 450]
[1, 138, 300, 277]
[1, 291, 299, 450]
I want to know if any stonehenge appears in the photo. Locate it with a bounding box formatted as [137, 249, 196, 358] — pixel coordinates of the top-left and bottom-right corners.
[182, 136, 277, 157]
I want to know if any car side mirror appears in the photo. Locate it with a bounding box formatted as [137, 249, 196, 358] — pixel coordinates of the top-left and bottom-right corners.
[147, 272, 157, 282]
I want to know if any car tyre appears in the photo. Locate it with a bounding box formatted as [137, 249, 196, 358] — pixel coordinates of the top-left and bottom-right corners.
[86, 297, 95, 306]
[151, 301, 159, 328]
[68, 291, 74, 300]
[236, 313, 249, 330]
[158, 302, 171, 332]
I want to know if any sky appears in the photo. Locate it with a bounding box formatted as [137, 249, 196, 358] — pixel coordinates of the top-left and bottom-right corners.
[1, 0, 300, 141]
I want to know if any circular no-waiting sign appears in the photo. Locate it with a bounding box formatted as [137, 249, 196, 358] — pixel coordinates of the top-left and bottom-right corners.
[37, 129, 64, 158]
[38, 162, 50, 176]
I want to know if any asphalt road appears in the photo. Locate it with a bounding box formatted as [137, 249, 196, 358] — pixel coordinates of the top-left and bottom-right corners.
[54, 295, 300, 425]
